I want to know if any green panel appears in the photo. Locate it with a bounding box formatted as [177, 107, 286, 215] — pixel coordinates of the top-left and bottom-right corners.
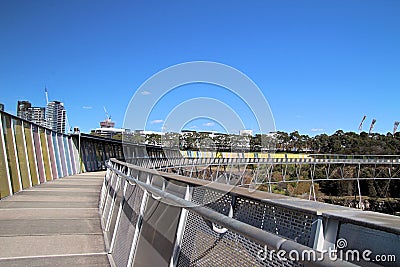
[2, 115, 21, 193]
[14, 121, 30, 189]
[0, 115, 11, 198]
[40, 129, 52, 181]
[24, 124, 39, 185]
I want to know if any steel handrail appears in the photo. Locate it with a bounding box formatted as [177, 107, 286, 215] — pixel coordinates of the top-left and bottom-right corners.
[106, 160, 357, 267]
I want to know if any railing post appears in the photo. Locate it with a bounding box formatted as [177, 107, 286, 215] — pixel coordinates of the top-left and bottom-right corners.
[127, 172, 150, 267]
[311, 214, 325, 251]
[109, 167, 130, 253]
[170, 184, 192, 267]
[322, 217, 340, 251]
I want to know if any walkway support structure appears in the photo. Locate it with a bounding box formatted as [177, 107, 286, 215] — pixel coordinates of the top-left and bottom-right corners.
[128, 155, 400, 206]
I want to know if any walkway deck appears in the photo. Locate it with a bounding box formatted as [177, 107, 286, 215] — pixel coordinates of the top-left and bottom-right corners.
[0, 172, 110, 267]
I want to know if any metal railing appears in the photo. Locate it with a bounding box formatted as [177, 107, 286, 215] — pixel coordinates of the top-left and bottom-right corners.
[125, 156, 400, 204]
[100, 158, 400, 267]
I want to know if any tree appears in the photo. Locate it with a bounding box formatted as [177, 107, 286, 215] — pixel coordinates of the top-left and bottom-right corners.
[163, 132, 180, 149]
[276, 131, 290, 151]
[213, 134, 231, 151]
[146, 133, 161, 145]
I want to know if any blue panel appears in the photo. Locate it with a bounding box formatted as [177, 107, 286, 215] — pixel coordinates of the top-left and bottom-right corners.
[52, 132, 62, 177]
[57, 135, 67, 177]
[63, 136, 72, 176]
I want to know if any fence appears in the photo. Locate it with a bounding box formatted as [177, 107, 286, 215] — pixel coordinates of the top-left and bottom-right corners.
[101, 158, 400, 267]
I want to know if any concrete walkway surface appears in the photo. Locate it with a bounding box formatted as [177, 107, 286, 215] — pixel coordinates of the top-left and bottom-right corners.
[0, 172, 110, 267]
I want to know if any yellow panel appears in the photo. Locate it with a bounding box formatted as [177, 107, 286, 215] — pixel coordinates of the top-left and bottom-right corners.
[3, 116, 21, 193]
[24, 124, 39, 185]
[14, 122, 30, 189]
[0, 115, 11, 198]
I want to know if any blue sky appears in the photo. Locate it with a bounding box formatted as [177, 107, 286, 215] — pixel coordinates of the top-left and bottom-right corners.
[1, 0, 399, 135]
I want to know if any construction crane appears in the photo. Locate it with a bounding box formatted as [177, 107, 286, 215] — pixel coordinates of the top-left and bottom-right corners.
[103, 106, 110, 120]
[45, 86, 49, 105]
[358, 115, 366, 132]
[101, 106, 115, 128]
[369, 119, 376, 135]
[394, 121, 400, 136]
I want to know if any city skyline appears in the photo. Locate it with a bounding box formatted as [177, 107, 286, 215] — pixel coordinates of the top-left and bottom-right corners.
[15, 99, 66, 133]
[1, 1, 399, 135]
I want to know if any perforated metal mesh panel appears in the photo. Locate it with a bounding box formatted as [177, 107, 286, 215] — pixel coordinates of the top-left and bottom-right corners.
[106, 178, 125, 244]
[112, 183, 144, 267]
[99, 172, 110, 211]
[192, 187, 232, 215]
[102, 173, 118, 226]
[177, 187, 305, 267]
[178, 210, 264, 267]
[235, 197, 316, 247]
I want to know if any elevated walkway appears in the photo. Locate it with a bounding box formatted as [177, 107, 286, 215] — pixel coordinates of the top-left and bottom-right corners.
[0, 172, 110, 267]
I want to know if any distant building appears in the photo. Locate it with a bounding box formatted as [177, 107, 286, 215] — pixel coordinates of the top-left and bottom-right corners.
[29, 107, 46, 126]
[17, 100, 46, 126]
[239, 130, 253, 136]
[46, 101, 66, 133]
[91, 117, 125, 138]
[100, 117, 115, 128]
[134, 130, 165, 136]
[0, 103, 4, 111]
[91, 127, 127, 139]
[17, 100, 32, 120]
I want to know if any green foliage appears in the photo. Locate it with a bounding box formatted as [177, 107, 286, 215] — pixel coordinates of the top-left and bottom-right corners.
[146, 133, 161, 145]
[275, 130, 400, 155]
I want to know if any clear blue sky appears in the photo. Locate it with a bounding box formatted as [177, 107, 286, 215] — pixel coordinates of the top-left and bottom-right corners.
[1, 0, 399, 135]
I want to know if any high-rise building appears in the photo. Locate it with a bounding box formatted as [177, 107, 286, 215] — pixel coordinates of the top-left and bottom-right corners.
[29, 107, 46, 126]
[17, 100, 46, 126]
[17, 101, 32, 120]
[46, 101, 66, 133]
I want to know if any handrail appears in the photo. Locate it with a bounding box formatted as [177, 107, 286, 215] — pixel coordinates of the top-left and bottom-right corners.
[111, 158, 400, 235]
[127, 156, 400, 165]
[106, 159, 357, 267]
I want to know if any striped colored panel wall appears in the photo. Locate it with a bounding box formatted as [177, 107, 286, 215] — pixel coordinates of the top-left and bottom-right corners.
[0, 110, 130, 199]
[0, 111, 80, 199]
